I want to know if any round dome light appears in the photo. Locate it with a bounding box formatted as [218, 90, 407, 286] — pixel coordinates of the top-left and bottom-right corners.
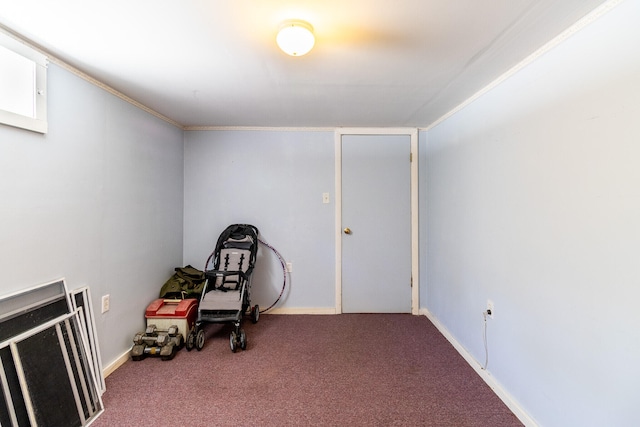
[276, 20, 315, 56]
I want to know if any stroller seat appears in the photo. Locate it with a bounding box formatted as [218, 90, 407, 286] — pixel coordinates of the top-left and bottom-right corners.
[193, 224, 260, 352]
[199, 289, 243, 311]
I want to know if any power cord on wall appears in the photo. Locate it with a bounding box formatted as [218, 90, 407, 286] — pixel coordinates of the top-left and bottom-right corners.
[482, 309, 490, 370]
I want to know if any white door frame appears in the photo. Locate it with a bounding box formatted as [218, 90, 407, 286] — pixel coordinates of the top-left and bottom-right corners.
[335, 128, 419, 314]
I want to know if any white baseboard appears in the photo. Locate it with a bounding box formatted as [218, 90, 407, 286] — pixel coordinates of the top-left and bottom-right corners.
[103, 349, 130, 379]
[264, 307, 337, 315]
[419, 308, 538, 427]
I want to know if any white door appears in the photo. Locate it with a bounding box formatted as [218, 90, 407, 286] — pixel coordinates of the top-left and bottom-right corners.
[341, 134, 412, 313]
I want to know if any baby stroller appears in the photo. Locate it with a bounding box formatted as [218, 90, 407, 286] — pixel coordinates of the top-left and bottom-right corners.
[193, 224, 260, 352]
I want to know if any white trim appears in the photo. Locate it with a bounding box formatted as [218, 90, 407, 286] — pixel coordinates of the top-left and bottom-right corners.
[421, 0, 624, 132]
[335, 128, 419, 314]
[184, 126, 335, 132]
[0, 28, 46, 66]
[420, 308, 539, 427]
[334, 132, 343, 313]
[265, 307, 337, 315]
[0, 28, 48, 133]
[337, 127, 418, 136]
[409, 129, 419, 314]
[0, 109, 48, 133]
[103, 349, 131, 378]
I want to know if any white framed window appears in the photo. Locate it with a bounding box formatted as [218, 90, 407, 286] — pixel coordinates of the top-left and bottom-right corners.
[0, 29, 48, 133]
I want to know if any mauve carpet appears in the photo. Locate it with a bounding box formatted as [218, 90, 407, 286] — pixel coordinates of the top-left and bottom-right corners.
[93, 314, 522, 426]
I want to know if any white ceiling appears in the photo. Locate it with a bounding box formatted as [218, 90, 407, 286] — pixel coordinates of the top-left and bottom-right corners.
[0, 0, 608, 128]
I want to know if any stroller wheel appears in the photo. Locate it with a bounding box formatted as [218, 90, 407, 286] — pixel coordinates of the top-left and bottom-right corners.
[230, 331, 238, 353]
[195, 329, 205, 351]
[251, 305, 260, 324]
[186, 331, 196, 351]
[239, 329, 247, 350]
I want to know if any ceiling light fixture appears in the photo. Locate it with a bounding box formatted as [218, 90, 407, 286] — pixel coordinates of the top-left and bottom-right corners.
[276, 20, 315, 57]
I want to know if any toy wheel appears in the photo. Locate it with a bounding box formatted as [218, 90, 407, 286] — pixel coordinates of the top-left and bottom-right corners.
[186, 331, 196, 351]
[195, 329, 205, 351]
[230, 331, 238, 353]
[239, 329, 247, 350]
[251, 305, 260, 324]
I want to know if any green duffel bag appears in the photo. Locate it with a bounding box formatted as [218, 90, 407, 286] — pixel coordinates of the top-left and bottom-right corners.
[158, 265, 205, 299]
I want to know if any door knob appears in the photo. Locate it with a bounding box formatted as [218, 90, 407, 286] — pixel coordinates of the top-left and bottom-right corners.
[343, 227, 352, 235]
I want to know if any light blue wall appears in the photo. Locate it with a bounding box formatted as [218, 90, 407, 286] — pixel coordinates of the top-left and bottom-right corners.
[423, 2, 640, 426]
[0, 63, 184, 366]
[183, 130, 335, 310]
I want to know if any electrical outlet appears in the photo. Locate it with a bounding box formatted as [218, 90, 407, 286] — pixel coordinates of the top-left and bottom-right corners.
[286, 262, 293, 273]
[101, 294, 110, 313]
[486, 300, 494, 319]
